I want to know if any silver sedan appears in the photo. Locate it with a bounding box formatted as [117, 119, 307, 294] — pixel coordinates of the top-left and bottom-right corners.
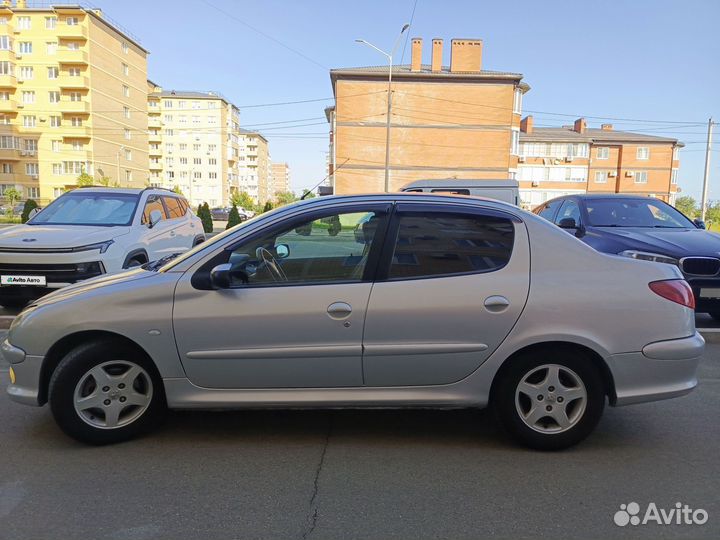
[4, 193, 703, 449]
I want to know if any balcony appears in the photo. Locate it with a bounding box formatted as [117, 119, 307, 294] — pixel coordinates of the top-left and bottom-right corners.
[148, 108, 161, 116]
[61, 125, 91, 139]
[149, 161, 163, 170]
[0, 173, 19, 183]
[58, 76, 90, 89]
[57, 49, 89, 65]
[148, 117, 162, 128]
[0, 100, 17, 113]
[0, 49, 16, 62]
[0, 74, 17, 88]
[60, 100, 90, 114]
[57, 25, 89, 40]
[149, 146, 162, 157]
[0, 148, 20, 161]
[148, 131, 161, 143]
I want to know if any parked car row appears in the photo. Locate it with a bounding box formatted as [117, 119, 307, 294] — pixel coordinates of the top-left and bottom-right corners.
[4, 192, 702, 450]
[210, 206, 255, 222]
[0, 187, 204, 308]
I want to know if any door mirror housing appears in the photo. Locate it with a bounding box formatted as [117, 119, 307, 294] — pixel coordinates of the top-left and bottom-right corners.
[210, 263, 233, 289]
[148, 209, 163, 229]
[693, 218, 706, 230]
[275, 243, 290, 259]
[28, 207, 41, 220]
[558, 217, 577, 229]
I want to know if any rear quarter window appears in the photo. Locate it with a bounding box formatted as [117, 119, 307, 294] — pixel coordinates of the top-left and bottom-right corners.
[387, 212, 515, 280]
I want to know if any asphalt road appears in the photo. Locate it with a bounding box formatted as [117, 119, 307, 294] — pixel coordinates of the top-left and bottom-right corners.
[0, 330, 718, 540]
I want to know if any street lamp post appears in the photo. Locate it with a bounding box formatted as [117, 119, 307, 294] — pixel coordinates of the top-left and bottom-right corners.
[356, 23, 410, 193]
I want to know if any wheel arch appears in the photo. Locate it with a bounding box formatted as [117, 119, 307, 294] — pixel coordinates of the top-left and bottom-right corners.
[122, 249, 149, 269]
[193, 234, 205, 246]
[38, 330, 159, 405]
[489, 341, 617, 405]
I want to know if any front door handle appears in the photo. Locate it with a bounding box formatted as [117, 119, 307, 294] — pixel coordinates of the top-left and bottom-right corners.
[484, 295, 510, 313]
[327, 302, 352, 320]
[170, 230, 176, 237]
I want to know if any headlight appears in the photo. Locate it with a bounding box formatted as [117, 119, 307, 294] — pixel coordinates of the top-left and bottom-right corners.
[618, 250, 679, 265]
[71, 240, 114, 253]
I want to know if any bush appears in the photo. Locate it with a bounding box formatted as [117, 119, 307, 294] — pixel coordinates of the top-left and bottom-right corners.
[262, 201, 274, 214]
[20, 199, 39, 223]
[200, 202, 213, 233]
[226, 205, 242, 230]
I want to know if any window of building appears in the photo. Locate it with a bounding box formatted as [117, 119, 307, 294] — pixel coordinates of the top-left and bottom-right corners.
[122, 41, 129, 54]
[124, 148, 132, 161]
[25, 162, 39, 176]
[66, 17, 79, 26]
[122, 62, 129, 76]
[178, 100, 186, 109]
[0, 91, 8, 101]
[671, 169, 678, 185]
[47, 67, 59, 79]
[18, 42, 32, 55]
[387, 211, 514, 280]
[192, 101, 201, 109]
[48, 91, 60, 103]
[19, 66, 33, 80]
[70, 116, 82, 127]
[179, 157, 187, 165]
[50, 116, 62, 127]
[164, 114, 173, 122]
[208, 158, 217, 165]
[193, 171, 201, 179]
[124, 128, 131, 140]
[70, 140, 83, 150]
[45, 17, 57, 29]
[69, 91, 82, 102]
[68, 67, 81, 76]
[0, 163, 12, 174]
[208, 172, 217, 179]
[178, 115, 187, 125]
[51, 140, 61, 152]
[53, 187, 64, 197]
[52, 163, 62, 175]
[46, 42, 57, 55]
[24, 139, 37, 153]
[63, 161, 87, 175]
[165, 143, 174, 152]
[123, 106, 130, 119]
[0, 61, 12, 75]
[193, 157, 201, 165]
[193, 143, 200, 151]
[511, 129, 520, 156]
[0, 136, 17, 149]
[21, 91, 35, 104]
[636, 147, 650, 160]
[0, 36, 11, 51]
[27, 187, 39, 198]
[596, 147, 609, 160]
[122, 85, 130, 97]
[634, 171, 648, 184]
[179, 143, 187, 151]
[513, 88, 522, 114]
[66, 41, 80, 50]
[125, 170, 132, 182]
[208, 101, 216, 109]
[165, 171, 175, 181]
[208, 144, 216, 152]
[164, 100, 173, 108]
[673, 147, 679, 160]
[164, 129, 173, 136]
[23, 115, 36, 127]
[165, 157, 174, 166]
[17, 16, 31, 30]
[594, 171, 608, 183]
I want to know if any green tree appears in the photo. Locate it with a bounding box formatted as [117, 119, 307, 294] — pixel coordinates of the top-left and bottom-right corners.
[76, 171, 94, 187]
[20, 199, 39, 223]
[230, 190, 255, 211]
[674, 196, 698, 219]
[198, 202, 213, 233]
[301, 189, 316, 199]
[704, 201, 720, 231]
[172, 185, 184, 196]
[3, 187, 21, 214]
[262, 201, 274, 213]
[225, 204, 242, 230]
[274, 191, 297, 206]
[97, 175, 113, 187]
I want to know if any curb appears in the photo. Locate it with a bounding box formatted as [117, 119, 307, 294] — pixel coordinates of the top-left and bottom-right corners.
[698, 328, 720, 344]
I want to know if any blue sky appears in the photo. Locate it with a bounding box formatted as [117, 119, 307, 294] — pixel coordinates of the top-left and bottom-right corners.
[93, 0, 719, 198]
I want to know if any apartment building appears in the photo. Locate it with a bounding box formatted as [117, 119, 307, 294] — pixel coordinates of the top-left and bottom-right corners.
[146, 85, 240, 207]
[238, 128, 269, 203]
[518, 116, 682, 208]
[327, 37, 529, 193]
[0, 1, 148, 203]
[269, 161, 290, 196]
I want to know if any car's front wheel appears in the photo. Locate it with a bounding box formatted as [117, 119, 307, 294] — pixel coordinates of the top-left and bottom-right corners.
[492, 349, 605, 450]
[49, 340, 166, 445]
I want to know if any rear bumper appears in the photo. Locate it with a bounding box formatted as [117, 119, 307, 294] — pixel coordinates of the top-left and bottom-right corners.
[2, 339, 42, 406]
[608, 332, 704, 406]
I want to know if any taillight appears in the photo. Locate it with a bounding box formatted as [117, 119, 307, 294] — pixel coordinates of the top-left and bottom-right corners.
[649, 279, 695, 309]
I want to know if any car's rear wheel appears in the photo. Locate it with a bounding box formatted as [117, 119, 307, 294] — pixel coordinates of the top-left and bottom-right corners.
[49, 340, 166, 445]
[492, 349, 605, 450]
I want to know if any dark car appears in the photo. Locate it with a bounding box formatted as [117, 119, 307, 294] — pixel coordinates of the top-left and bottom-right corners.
[210, 207, 230, 221]
[533, 194, 720, 318]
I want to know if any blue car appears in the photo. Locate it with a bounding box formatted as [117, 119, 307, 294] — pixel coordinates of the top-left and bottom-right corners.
[533, 194, 720, 318]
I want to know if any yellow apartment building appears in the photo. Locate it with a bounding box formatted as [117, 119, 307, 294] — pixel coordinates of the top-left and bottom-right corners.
[0, 1, 148, 204]
[327, 37, 529, 193]
[518, 116, 683, 208]
[238, 129, 269, 204]
[269, 161, 290, 196]
[146, 84, 241, 208]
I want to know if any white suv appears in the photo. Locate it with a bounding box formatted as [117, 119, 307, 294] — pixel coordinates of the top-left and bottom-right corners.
[0, 187, 204, 308]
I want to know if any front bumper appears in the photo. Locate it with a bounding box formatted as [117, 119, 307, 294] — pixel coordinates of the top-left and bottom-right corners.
[687, 277, 720, 313]
[2, 338, 43, 406]
[608, 332, 704, 406]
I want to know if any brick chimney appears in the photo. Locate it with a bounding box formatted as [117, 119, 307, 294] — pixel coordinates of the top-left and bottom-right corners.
[573, 117, 587, 134]
[431, 38, 443, 72]
[410, 38, 422, 72]
[601, 123, 613, 131]
[520, 115, 534, 134]
[450, 39, 483, 73]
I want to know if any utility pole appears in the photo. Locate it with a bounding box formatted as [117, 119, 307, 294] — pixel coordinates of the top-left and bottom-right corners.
[701, 117, 714, 222]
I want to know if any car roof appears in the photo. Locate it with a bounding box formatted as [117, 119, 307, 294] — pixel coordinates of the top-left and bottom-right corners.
[554, 194, 658, 201]
[66, 187, 183, 196]
[401, 178, 519, 189]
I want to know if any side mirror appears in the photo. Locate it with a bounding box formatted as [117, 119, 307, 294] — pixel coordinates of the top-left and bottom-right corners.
[275, 243, 290, 259]
[148, 209, 163, 229]
[693, 219, 706, 230]
[558, 217, 577, 229]
[210, 263, 232, 289]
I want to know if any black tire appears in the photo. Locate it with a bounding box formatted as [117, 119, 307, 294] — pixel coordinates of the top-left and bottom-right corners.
[708, 311, 720, 322]
[492, 349, 605, 450]
[125, 257, 146, 268]
[49, 340, 166, 445]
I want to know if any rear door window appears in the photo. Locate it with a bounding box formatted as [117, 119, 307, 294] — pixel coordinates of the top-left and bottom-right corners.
[386, 211, 515, 280]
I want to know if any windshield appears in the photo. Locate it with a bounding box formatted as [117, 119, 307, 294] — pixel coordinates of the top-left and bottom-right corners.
[30, 192, 139, 226]
[585, 198, 694, 228]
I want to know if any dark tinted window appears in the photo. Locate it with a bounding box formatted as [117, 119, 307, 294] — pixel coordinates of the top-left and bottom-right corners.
[163, 196, 184, 219]
[554, 199, 581, 225]
[388, 212, 514, 279]
[538, 200, 561, 220]
[142, 195, 167, 224]
[431, 188, 471, 195]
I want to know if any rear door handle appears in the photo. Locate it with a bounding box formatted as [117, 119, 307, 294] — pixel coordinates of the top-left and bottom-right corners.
[484, 295, 510, 313]
[327, 302, 352, 319]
